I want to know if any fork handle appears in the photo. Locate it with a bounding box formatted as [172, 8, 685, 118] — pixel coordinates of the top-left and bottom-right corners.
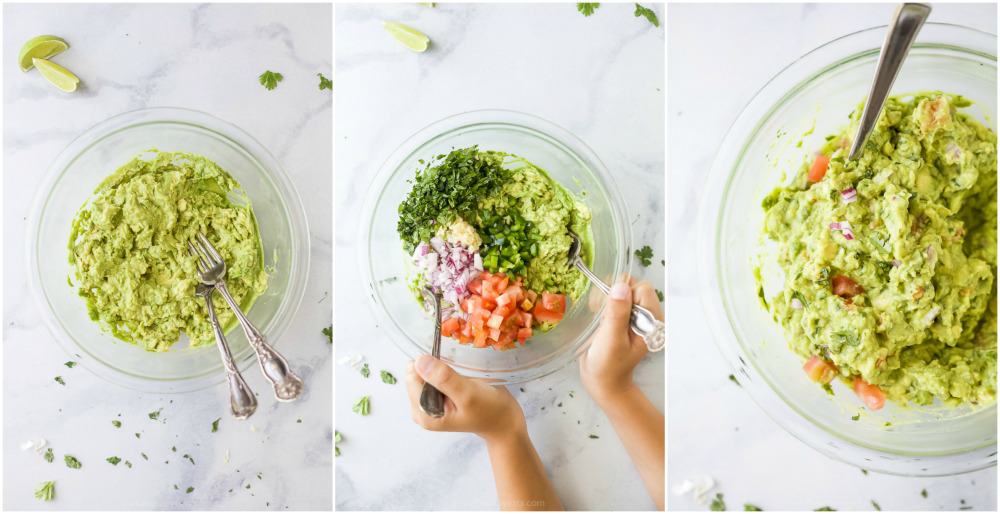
[204, 294, 258, 419]
[215, 280, 304, 402]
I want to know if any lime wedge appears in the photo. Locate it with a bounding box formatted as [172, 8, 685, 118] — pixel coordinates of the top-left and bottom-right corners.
[383, 21, 430, 52]
[33, 58, 79, 93]
[18, 35, 69, 72]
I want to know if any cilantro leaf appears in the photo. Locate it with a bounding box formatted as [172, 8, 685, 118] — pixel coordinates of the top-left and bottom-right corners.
[148, 408, 162, 421]
[34, 481, 55, 501]
[211, 418, 220, 433]
[352, 395, 371, 416]
[577, 3, 600, 16]
[186, 486, 195, 494]
[258, 70, 283, 91]
[635, 245, 654, 266]
[64, 361, 77, 368]
[745, 504, 763, 511]
[322, 326, 332, 344]
[54, 376, 65, 386]
[112, 420, 122, 428]
[43, 448, 54, 463]
[633, 3, 659, 27]
[588, 434, 599, 439]
[106, 456, 121, 466]
[125, 460, 132, 468]
[360, 363, 370, 378]
[64, 455, 82, 469]
[380, 370, 397, 385]
[318, 73, 332, 91]
[710, 493, 726, 511]
[655, 289, 664, 302]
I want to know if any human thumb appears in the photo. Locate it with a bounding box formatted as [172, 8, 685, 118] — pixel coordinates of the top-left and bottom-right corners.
[415, 355, 468, 400]
[598, 282, 633, 337]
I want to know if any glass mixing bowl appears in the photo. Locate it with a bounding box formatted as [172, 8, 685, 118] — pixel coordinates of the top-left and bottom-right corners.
[699, 24, 997, 475]
[361, 110, 630, 384]
[29, 108, 310, 393]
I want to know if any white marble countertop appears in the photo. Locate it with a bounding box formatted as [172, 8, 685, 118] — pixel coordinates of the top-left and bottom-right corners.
[334, 3, 664, 510]
[3, 3, 332, 510]
[667, 3, 997, 512]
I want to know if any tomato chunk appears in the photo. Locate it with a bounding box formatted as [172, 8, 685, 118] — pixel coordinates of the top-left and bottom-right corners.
[831, 275, 864, 299]
[803, 356, 838, 384]
[808, 154, 830, 183]
[441, 317, 461, 337]
[853, 377, 886, 411]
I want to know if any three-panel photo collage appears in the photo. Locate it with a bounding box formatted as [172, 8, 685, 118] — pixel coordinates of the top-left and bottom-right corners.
[2, 1, 997, 512]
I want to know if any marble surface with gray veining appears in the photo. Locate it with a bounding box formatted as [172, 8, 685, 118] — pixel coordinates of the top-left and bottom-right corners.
[668, 3, 997, 512]
[3, 3, 332, 510]
[334, 3, 664, 510]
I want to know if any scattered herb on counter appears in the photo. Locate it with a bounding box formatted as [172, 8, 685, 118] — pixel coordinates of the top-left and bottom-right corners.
[124, 460, 132, 468]
[635, 245, 653, 266]
[43, 448, 54, 463]
[728, 374, 741, 386]
[861, 469, 868, 475]
[54, 376, 65, 386]
[34, 481, 55, 501]
[744, 504, 763, 511]
[148, 409, 162, 421]
[211, 418, 220, 433]
[821, 383, 835, 396]
[171, 446, 176, 452]
[920, 489, 927, 498]
[360, 363, 370, 378]
[335, 431, 342, 457]
[661, 259, 665, 266]
[322, 326, 332, 344]
[851, 413, 860, 421]
[64, 361, 77, 368]
[134, 433, 141, 439]
[634, 3, 659, 27]
[317, 73, 332, 91]
[297, 418, 302, 423]
[814, 508, 836, 511]
[258, 70, 283, 91]
[871, 500, 881, 511]
[140, 452, 148, 460]
[112, 420, 122, 428]
[106, 456, 121, 466]
[183, 454, 195, 465]
[569, 391, 575, 398]
[655, 289, 664, 302]
[380, 370, 397, 385]
[577, 3, 600, 16]
[588, 434, 599, 439]
[186, 486, 194, 494]
[64, 455, 82, 469]
[710, 493, 726, 511]
[352, 396, 371, 416]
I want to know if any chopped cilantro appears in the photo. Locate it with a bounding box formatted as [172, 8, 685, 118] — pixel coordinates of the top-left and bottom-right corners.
[64, 455, 82, 469]
[34, 481, 55, 501]
[64, 361, 77, 368]
[148, 408, 162, 421]
[322, 326, 332, 343]
[135, 432, 141, 439]
[634, 245, 654, 266]
[43, 448, 54, 463]
[360, 363, 370, 378]
[380, 370, 397, 384]
[211, 418, 220, 433]
[258, 70, 283, 91]
[861, 469, 869, 475]
[186, 486, 194, 494]
[106, 456, 121, 466]
[140, 452, 148, 460]
[851, 413, 860, 421]
[814, 508, 836, 511]
[577, 3, 600, 16]
[54, 376, 65, 386]
[317, 73, 332, 91]
[588, 434, 599, 439]
[352, 396, 371, 416]
[920, 489, 927, 498]
[728, 374, 741, 386]
[655, 289, 664, 302]
[633, 3, 659, 27]
[744, 505, 763, 511]
[112, 420, 122, 428]
[871, 500, 881, 511]
[710, 493, 726, 511]
[125, 460, 132, 468]
[183, 454, 195, 465]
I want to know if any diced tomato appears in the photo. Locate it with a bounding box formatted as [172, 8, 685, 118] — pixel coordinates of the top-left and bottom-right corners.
[495, 302, 516, 318]
[481, 281, 498, 301]
[506, 285, 524, 303]
[473, 330, 488, 348]
[487, 314, 504, 329]
[496, 292, 515, 307]
[468, 275, 484, 295]
[441, 317, 461, 337]
[533, 304, 564, 324]
[540, 293, 566, 314]
[831, 275, 864, 299]
[516, 327, 532, 343]
[498, 327, 516, 347]
[489, 327, 502, 341]
[491, 274, 509, 292]
[803, 356, 838, 384]
[808, 154, 830, 183]
[518, 311, 533, 328]
[852, 377, 885, 411]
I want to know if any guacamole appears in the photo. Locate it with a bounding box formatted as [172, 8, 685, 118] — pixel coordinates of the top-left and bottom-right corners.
[69, 150, 268, 352]
[760, 93, 997, 407]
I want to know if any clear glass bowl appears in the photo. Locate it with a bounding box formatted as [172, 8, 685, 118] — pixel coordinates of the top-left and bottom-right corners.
[361, 110, 630, 384]
[29, 108, 310, 393]
[699, 24, 997, 475]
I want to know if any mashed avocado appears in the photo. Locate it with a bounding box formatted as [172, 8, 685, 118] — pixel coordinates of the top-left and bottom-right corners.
[760, 93, 997, 407]
[69, 150, 268, 352]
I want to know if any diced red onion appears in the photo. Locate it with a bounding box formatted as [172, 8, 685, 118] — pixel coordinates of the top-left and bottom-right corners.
[790, 298, 803, 310]
[830, 221, 854, 240]
[413, 238, 482, 307]
[923, 306, 941, 324]
[840, 188, 858, 204]
[946, 142, 962, 161]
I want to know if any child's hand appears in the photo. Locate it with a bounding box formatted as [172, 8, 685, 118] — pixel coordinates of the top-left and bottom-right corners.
[405, 355, 526, 443]
[579, 277, 663, 404]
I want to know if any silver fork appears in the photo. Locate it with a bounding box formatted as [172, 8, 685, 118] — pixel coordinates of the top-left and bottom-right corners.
[195, 283, 258, 419]
[189, 233, 304, 402]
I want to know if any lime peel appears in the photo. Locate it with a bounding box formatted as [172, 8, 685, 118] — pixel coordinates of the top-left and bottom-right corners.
[18, 35, 69, 72]
[383, 21, 430, 52]
[33, 58, 80, 93]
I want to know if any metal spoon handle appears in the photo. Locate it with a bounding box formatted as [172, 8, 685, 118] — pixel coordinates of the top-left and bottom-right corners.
[573, 260, 664, 352]
[203, 293, 258, 419]
[848, 3, 931, 160]
[419, 291, 446, 418]
[215, 281, 304, 402]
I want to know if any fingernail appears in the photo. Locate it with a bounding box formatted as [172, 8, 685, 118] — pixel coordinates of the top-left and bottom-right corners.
[416, 355, 437, 376]
[610, 282, 630, 300]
